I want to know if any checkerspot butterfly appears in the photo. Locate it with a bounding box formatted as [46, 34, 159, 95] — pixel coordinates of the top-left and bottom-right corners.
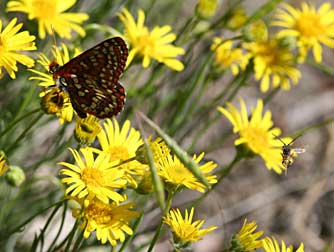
[49, 37, 128, 118]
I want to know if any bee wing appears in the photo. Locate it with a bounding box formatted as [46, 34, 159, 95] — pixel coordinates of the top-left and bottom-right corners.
[292, 148, 306, 154]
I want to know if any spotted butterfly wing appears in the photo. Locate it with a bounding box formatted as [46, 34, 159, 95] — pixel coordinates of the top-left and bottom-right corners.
[50, 37, 128, 118]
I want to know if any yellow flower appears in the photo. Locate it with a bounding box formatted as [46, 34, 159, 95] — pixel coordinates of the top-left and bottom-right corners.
[218, 98, 288, 174]
[74, 115, 102, 145]
[157, 152, 217, 192]
[243, 38, 301, 92]
[0, 152, 9, 177]
[163, 207, 217, 245]
[133, 137, 171, 194]
[6, 0, 89, 39]
[232, 219, 263, 251]
[72, 198, 140, 246]
[118, 8, 185, 71]
[272, 2, 334, 63]
[0, 18, 36, 79]
[262, 237, 304, 252]
[95, 119, 147, 188]
[135, 137, 171, 165]
[40, 87, 73, 123]
[30, 43, 79, 123]
[58, 148, 127, 204]
[211, 37, 247, 75]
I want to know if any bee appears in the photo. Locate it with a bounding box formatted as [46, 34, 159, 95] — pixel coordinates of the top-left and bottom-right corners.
[273, 134, 306, 171]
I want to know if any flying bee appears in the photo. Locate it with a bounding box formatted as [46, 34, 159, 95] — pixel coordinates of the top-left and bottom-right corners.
[272, 134, 306, 171]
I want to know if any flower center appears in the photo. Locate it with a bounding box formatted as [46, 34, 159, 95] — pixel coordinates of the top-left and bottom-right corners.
[139, 32, 156, 54]
[108, 146, 131, 162]
[257, 41, 279, 66]
[168, 164, 192, 183]
[295, 14, 324, 37]
[31, 0, 57, 19]
[81, 167, 104, 187]
[177, 223, 198, 241]
[86, 201, 113, 224]
[241, 127, 269, 154]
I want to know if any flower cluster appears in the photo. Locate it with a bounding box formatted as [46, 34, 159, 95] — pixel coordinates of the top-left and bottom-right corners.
[58, 119, 218, 246]
[212, 2, 334, 92]
[58, 119, 142, 245]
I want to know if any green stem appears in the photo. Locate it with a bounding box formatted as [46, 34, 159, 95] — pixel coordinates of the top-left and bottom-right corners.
[263, 87, 279, 105]
[187, 65, 252, 151]
[203, 0, 244, 33]
[0, 108, 40, 139]
[64, 219, 80, 252]
[306, 58, 334, 76]
[15, 80, 38, 120]
[175, 15, 197, 44]
[178, 17, 200, 46]
[169, 52, 214, 135]
[5, 112, 44, 155]
[146, 0, 157, 15]
[244, 0, 283, 25]
[147, 191, 174, 252]
[71, 229, 84, 252]
[191, 152, 243, 207]
[30, 202, 63, 252]
[136, 113, 166, 210]
[48, 202, 68, 252]
[144, 136, 165, 210]
[119, 213, 144, 252]
[138, 111, 210, 187]
[225, 64, 252, 102]
[136, 64, 165, 97]
[6, 200, 63, 239]
[292, 117, 334, 138]
[188, 112, 222, 152]
[205, 74, 242, 109]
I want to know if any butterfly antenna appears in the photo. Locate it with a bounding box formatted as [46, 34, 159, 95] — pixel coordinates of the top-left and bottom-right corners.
[272, 133, 286, 146]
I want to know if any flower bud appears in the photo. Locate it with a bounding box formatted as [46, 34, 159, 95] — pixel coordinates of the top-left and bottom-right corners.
[5, 165, 26, 187]
[195, 0, 218, 19]
[242, 20, 268, 42]
[74, 115, 102, 145]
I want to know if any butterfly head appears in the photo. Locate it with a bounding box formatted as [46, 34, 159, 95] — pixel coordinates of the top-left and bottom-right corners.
[49, 61, 60, 74]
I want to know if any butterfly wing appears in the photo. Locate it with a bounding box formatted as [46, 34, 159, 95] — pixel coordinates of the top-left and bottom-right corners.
[54, 37, 128, 118]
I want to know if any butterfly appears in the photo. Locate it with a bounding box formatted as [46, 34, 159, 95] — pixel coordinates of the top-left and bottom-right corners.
[49, 37, 128, 118]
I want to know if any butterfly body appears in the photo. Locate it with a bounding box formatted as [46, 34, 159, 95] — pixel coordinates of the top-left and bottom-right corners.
[49, 37, 128, 118]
